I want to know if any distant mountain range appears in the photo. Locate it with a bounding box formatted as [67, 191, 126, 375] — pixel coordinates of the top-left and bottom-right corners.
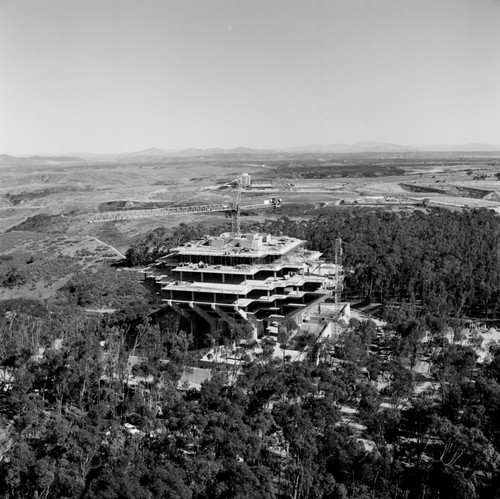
[113, 142, 500, 157]
[1, 142, 499, 165]
[118, 146, 279, 159]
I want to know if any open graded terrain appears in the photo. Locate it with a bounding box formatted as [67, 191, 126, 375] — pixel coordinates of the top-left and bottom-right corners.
[2, 151, 500, 231]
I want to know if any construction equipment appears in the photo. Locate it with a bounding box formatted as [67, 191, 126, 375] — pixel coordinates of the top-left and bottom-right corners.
[89, 176, 282, 234]
[217, 173, 293, 192]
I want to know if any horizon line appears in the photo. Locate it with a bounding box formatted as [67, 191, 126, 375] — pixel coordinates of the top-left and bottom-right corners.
[3, 141, 500, 158]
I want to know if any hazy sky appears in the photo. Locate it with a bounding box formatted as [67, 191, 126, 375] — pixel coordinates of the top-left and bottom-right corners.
[1, 0, 500, 154]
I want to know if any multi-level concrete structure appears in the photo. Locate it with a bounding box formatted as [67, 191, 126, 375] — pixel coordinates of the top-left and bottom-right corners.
[143, 232, 341, 339]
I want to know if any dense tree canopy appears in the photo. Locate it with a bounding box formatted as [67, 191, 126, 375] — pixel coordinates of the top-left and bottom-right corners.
[250, 208, 500, 319]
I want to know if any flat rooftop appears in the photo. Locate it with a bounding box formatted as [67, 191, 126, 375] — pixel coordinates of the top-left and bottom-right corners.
[168, 232, 305, 258]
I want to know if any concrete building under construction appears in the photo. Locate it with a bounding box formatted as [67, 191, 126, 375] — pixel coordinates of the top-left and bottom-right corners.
[143, 232, 342, 340]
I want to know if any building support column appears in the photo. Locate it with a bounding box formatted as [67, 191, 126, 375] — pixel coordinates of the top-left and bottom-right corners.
[166, 301, 192, 321]
[212, 305, 255, 340]
[189, 303, 217, 334]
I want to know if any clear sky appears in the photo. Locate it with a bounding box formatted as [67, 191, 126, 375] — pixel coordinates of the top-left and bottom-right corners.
[1, 0, 499, 154]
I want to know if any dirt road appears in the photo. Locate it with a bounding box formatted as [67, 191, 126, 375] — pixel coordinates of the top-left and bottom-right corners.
[87, 236, 126, 259]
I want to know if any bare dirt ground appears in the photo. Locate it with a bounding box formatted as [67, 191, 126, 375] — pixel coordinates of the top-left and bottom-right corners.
[0, 159, 275, 245]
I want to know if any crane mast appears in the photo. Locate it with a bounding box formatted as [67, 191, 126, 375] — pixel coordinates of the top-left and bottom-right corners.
[231, 178, 242, 235]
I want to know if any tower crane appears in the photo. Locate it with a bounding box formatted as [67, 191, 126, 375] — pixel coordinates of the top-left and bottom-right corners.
[89, 176, 282, 236]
